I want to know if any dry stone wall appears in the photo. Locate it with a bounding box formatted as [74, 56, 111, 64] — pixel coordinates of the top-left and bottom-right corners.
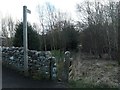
[2, 47, 57, 80]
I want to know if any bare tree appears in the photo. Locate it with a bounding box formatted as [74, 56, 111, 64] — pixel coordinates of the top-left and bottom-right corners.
[37, 5, 47, 51]
[1, 16, 15, 46]
[76, 1, 118, 59]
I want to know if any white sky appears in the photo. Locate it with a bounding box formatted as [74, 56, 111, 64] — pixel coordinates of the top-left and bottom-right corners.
[0, 0, 83, 24]
[0, 0, 118, 24]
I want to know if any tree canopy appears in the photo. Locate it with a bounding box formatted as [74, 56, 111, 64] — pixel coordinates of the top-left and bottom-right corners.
[13, 22, 40, 51]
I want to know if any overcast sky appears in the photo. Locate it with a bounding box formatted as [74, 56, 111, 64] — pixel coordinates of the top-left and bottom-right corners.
[0, 0, 83, 24]
[0, 0, 118, 24]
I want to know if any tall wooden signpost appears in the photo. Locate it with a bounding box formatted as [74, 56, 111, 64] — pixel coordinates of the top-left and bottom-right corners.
[23, 6, 31, 75]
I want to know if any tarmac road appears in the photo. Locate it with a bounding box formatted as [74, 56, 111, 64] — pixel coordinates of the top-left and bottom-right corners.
[2, 66, 68, 89]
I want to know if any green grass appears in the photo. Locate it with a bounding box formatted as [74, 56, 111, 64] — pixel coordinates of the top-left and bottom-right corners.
[118, 61, 120, 66]
[51, 50, 64, 60]
[68, 80, 111, 88]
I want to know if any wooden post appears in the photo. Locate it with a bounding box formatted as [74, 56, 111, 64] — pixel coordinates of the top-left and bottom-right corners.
[0, 36, 2, 90]
[23, 6, 28, 75]
[118, 2, 120, 65]
[50, 57, 57, 81]
[23, 6, 31, 75]
[63, 51, 70, 82]
[49, 57, 52, 80]
[69, 58, 73, 80]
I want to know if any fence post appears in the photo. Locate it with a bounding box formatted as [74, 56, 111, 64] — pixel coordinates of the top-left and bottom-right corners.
[69, 58, 73, 80]
[50, 57, 57, 81]
[63, 51, 71, 82]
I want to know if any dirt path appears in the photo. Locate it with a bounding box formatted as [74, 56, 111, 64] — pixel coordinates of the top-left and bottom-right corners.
[2, 66, 68, 88]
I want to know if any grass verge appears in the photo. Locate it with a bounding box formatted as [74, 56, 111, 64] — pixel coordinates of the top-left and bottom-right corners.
[68, 80, 112, 88]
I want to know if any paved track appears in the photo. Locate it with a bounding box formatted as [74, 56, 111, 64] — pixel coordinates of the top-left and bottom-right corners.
[2, 66, 68, 89]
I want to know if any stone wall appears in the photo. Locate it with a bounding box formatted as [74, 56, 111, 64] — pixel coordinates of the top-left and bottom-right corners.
[2, 47, 57, 80]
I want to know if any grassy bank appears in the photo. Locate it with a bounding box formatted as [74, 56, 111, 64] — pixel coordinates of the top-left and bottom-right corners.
[68, 80, 114, 88]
